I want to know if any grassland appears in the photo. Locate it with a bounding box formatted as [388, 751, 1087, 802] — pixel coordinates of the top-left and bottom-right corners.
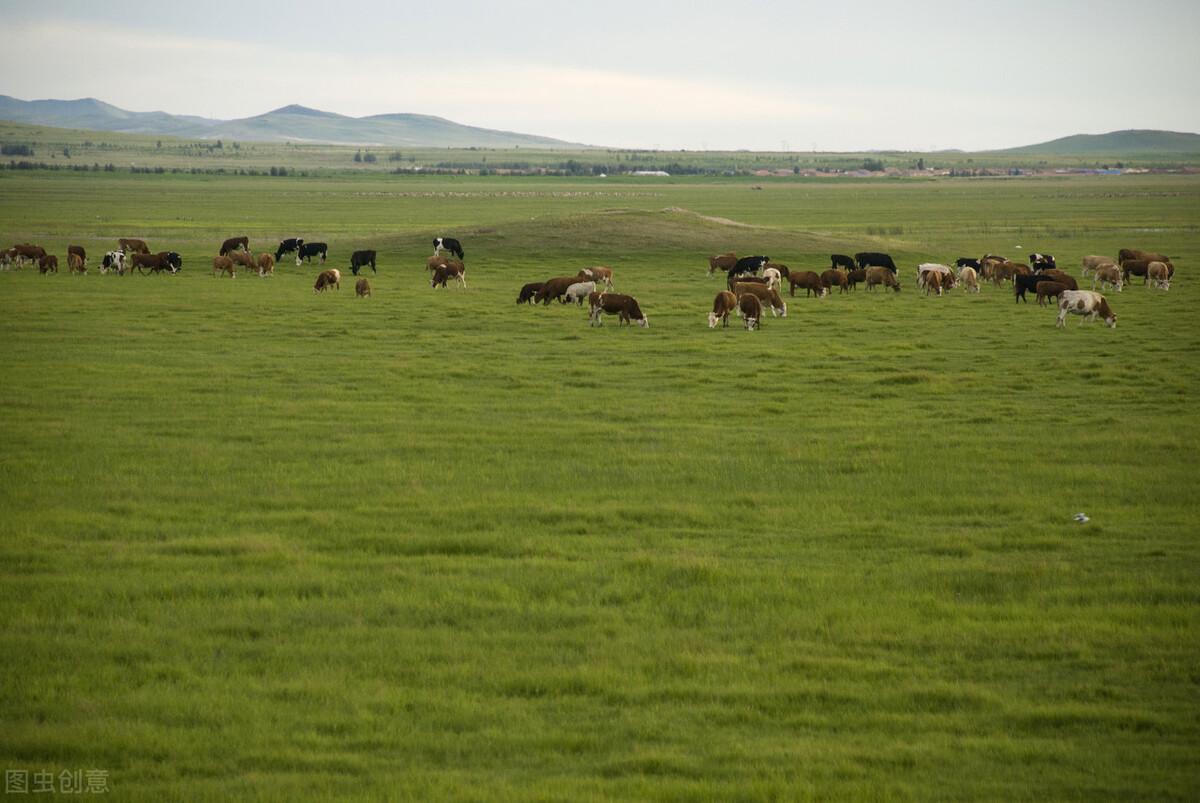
[0, 168, 1198, 801]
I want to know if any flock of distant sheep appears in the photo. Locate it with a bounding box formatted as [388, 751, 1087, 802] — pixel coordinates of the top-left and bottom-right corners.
[2, 234, 1175, 331]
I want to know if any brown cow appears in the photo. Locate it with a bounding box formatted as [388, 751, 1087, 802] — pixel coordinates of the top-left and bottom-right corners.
[119, 238, 150, 255]
[427, 255, 450, 272]
[1035, 280, 1068, 306]
[356, 278, 371, 297]
[68, 245, 86, 267]
[314, 268, 341, 292]
[535, 276, 581, 304]
[1080, 255, 1115, 276]
[787, 270, 825, 297]
[579, 265, 614, 290]
[728, 274, 768, 293]
[865, 267, 900, 292]
[432, 262, 466, 288]
[12, 244, 45, 268]
[588, 292, 648, 327]
[220, 236, 249, 256]
[68, 253, 86, 274]
[1091, 264, 1123, 293]
[845, 268, 867, 291]
[924, 271, 943, 296]
[738, 293, 762, 330]
[1119, 248, 1169, 265]
[820, 269, 848, 294]
[257, 253, 275, 276]
[132, 251, 182, 274]
[733, 282, 787, 317]
[212, 255, 236, 278]
[707, 252, 737, 276]
[1148, 261, 1171, 290]
[228, 251, 256, 272]
[38, 254, 58, 274]
[708, 290, 737, 328]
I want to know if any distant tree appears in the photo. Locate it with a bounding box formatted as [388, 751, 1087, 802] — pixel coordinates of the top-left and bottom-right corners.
[916, 157, 925, 170]
[363, 151, 377, 163]
[63, 146, 70, 158]
[156, 140, 162, 149]
[354, 150, 362, 163]
[215, 139, 223, 149]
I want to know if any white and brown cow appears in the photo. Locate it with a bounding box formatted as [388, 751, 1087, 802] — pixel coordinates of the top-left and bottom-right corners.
[1080, 255, 1116, 277]
[314, 268, 341, 292]
[432, 262, 467, 289]
[1148, 261, 1171, 290]
[707, 252, 737, 276]
[733, 281, 787, 317]
[739, 293, 762, 330]
[959, 266, 980, 293]
[588, 292, 647, 327]
[564, 280, 596, 305]
[1091, 264, 1123, 293]
[708, 290, 738, 328]
[579, 266, 614, 290]
[1056, 290, 1116, 329]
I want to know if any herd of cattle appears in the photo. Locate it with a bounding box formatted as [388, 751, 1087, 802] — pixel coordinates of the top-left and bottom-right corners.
[3, 234, 1175, 331]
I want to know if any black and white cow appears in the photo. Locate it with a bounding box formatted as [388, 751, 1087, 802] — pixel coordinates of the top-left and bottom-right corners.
[295, 241, 328, 266]
[433, 237, 464, 260]
[854, 252, 898, 273]
[727, 255, 769, 279]
[1030, 252, 1057, 272]
[100, 250, 126, 275]
[830, 254, 856, 271]
[275, 238, 304, 262]
[955, 257, 981, 270]
[350, 249, 376, 275]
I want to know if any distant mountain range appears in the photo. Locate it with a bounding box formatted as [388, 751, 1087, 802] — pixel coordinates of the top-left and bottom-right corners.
[994, 129, 1200, 155]
[0, 95, 585, 149]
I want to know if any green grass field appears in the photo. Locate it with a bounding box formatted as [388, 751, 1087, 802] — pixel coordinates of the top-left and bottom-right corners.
[1, 170, 1198, 800]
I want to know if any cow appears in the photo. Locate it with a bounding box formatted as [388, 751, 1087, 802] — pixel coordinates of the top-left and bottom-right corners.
[517, 282, 544, 304]
[917, 263, 953, 292]
[219, 236, 249, 256]
[579, 266, 615, 290]
[820, 269, 848, 294]
[1091, 264, 1123, 293]
[564, 280, 596, 305]
[119, 238, 150, 255]
[356, 278, 372, 297]
[257, 253, 275, 276]
[12, 244, 46, 268]
[1148, 261, 1171, 290]
[350, 249, 377, 275]
[0, 248, 14, 270]
[588, 292, 648, 327]
[275, 238, 303, 262]
[728, 274, 769, 293]
[924, 271, 944, 296]
[433, 237, 464, 260]
[427, 255, 450, 272]
[1119, 248, 1170, 265]
[1122, 258, 1172, 284]
[764, 262, 790, 279]
[1080, 255, 1115, 276]
[1014, 272, 1048, 303]
[295, 241, 328, 266]
[787, 270, 825, 297]
[831, 254, 856, 271]
[1056, 290, 1116, 329]
[1029, 252, 1056, 271]
[431, 262, 466, 289]
[955, 257, 981, 270]
[855, 252, 897, 273]
[67, 253, 86, 274]
[708, 290, 738, 328]
[762, 267, 784, 291]
[38, 254, 58, 274]
[1035, 280, 1069, 306]
[100, 251, 125, 275]
[228, 251, 256, 272]
[314, 268, 341, 292]
[535, 276, 580, 305]
[1037, 269, 1078, 290]
[865, 267, 900, 292]
[733, 282, 787, 317]
[68, 245, 86, 267]
[212, 255, 236, 278]
[845, 268, 867, 291]
[708, 252, 738, 276]
[738, 293, 762, 330]
[979, 255, 1007, 282]
[133, 251, 183, 274]
[959, 266, 980, 293]
[728, 255, 769, 278]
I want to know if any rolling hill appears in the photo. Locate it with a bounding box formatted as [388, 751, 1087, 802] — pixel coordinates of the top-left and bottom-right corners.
[996, 129, 1200, 155]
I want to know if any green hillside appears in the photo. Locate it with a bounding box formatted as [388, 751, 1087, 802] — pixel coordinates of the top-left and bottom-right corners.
[998, 129, 1200, 155]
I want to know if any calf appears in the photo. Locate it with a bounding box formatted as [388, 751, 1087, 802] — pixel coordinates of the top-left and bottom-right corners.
[762, 267, 784, 291]
[1148, 261, 1171, 290]
[68, 245, 87, 267]
[728, 255, 769, 278]
[38, 254, 59, 273]
[855, 252, 897, 273]
[820, 269, 848, 294]
[229, 251, 256, 272]
[517, 282, 544, 304]
[787, 270, 825, 297]
[295, 241, 328, 266]
[350, 249, 376, 275]
[738, 293, 762, 330]
[118, 238, 150, 255]
[433, 237, 464, 260]
[865, 267, 900, 292]
[708, 290, 738, 328]
[588, 292, 648, 327]
[1056, 290, 1116, 329]
[314, 268, 341, 292]
[431, 262, 466, 289]
[831, 254, 856, 271]
[733, 282, 787, 317]
[1092, 264, 1123, 293]
[220, 236, 249, 256]
[1035, 280, 1068, 306]
[356, 278, 371, 297]
[708, 252, 737, 276]
[257, 253, 275, 276]
[68, 253, 86, 274]
[564, 280, 596, 305]
[275, 238, 303, 262]
[212, 255, 236, 278]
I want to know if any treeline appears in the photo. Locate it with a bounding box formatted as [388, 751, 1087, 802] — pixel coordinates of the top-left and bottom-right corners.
[0, 161, 310, 177]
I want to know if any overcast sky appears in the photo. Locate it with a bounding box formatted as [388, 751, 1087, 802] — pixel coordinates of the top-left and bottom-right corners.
[2, 0, 1198, 151]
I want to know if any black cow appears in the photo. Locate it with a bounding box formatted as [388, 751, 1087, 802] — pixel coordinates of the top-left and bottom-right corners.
[727, 255, 769, 279]
[1013, 272, 1050, 303]
[517, 282, 543, 304]
[296, 242, 328, 265]
[275, 238, 304, 262]
[433, 237, 464, 260]
[1029, 252, 1056, 271]
[955, 257, 981, 269]
[350, 250, 377, 275]
[854, 252, 897, 273]
[830, 254, 855, 270]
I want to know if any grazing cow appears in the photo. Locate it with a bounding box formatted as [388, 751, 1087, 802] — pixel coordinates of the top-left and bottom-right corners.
[728, 274, 769, 293]
[295, 241, 328, 266]
[831, 254, 856, 271]
[356, 278, 371, 297]
[517, 282, 544, 304]
[38, 254, 58, 274]
[845, 268, 867, 291]
[959, 266, 980, 293]
[431, 262, 466, 289]
[1037, 269, 1078, 290]
[708, 252, 738, 276]
[275, 238, 303, 262]
[219, 236, 249, 256]
[764, 262, 790, 278]
[787, 270, 825, 297]
[0, 248, 14, 270]
[820, 269, 849, 294]
[1029, 253, 1056, 271]
[1092, 264, 1123, 293]
[728, 255, 769, 278]
[924, 271, 944, 296]
[1080, 255, 1115, 276]
[1035, 280, 1069, 306]
[762, 267, 784, 291]
[1056, 290, 1116, 329]
[67, 253, 86, 274]
[119, 238, 150, 255]
[427, 255, 450, 272]
[564, 280, 597, 305]
[12, 244, 46, 268]
[1148, 261, 1171, 290]
[1119, 248, 1170, 265]
[212, 255, 236, 278]
[738, 293, 762, 330]
[733, 282, 787, 317]
[68, 245, 86, 267]
[433, 237, 464, 260]
[535, 276, 580, 305]
[917, 263, 953, 292]
[955, 257, 981, 270]
[257, 253, 275, 276]
[350, 249, 377, 275]
[1122, 258, 1172, 284]
[708, 290, 738, 328]
[865, 267, 900, 292]
[579, 266, 615, 290]
[314, 268, 341, 292]
[1013, 272, 1050, 303]
[228, 250, 256, 272]
[133, 251, 183, 274]
[588, 292, 648, 327]
[100, 251, 125, 275]
[855, 252, 897, 273]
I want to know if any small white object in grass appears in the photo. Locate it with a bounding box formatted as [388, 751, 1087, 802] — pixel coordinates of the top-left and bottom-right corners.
[1073, 513, 1090, 523]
